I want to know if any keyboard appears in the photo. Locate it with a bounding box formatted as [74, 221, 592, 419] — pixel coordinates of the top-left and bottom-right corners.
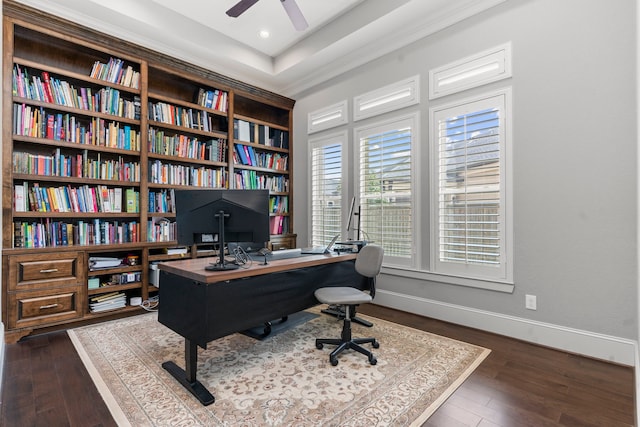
[269, 248, 302, 260]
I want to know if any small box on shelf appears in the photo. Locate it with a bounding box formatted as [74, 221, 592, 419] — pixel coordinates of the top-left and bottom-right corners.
[88, 277, 100, 290]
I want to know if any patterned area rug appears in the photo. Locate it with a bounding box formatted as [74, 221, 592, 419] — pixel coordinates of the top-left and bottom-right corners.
[69, 308, 490, 426]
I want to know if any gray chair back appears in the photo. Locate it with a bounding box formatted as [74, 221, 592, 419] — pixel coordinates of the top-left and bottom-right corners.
[355, 245, 384, 278]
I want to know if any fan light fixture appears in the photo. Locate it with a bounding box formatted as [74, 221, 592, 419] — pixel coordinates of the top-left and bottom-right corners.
[226, 0, 309, 31]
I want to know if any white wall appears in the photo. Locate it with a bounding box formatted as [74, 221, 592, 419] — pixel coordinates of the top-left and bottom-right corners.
[292, 0, 638, 363]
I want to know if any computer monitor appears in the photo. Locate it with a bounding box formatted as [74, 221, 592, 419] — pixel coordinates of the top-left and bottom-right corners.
[345, 196, 360, 240]
[175, 189, 270, 271]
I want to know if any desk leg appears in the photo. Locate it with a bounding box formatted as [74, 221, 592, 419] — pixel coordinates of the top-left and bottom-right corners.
[162, 339, 215, 406]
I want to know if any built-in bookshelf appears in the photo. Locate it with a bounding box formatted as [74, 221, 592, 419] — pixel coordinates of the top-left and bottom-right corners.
[2, 1, 295, 343]
[232, 97, 295, 246]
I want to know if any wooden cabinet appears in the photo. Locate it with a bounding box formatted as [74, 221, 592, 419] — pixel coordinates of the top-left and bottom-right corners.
[4, 251, 84, 341]
[2, 2, 295, 342]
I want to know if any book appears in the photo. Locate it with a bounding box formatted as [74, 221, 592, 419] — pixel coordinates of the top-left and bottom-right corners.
[125, 188, 137, 213]
[113, 187, 122, 212]
[90, 291, 123, 302]
[14, 184, 26, 212]
[13, 222, 24, 248]
[238, 120, 252, 142]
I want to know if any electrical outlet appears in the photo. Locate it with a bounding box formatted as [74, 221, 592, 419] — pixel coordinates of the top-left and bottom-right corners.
[525, 294, 537, 310]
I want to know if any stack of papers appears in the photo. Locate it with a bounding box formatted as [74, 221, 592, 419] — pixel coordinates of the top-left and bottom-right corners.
[89, 257, 124, 270]
[164, 246, 188, 255]
[89, 291, 126, 313]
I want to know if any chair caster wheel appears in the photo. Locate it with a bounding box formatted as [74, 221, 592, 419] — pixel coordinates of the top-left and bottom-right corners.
[372, 340, 380, 349]
[369, 356, 377, 365]
[330, 357, 339, 366]
[316, 342, 323, 350]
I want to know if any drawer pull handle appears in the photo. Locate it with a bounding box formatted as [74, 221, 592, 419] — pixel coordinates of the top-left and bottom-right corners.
[39, 303, 59, 310]
[39, 268, 59, 273]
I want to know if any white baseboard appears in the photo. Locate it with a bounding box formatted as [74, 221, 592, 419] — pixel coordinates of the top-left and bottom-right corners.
[374, 290, 637, 366]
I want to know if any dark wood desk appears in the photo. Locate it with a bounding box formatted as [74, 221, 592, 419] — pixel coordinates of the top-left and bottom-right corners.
[157, 253, 361, 405]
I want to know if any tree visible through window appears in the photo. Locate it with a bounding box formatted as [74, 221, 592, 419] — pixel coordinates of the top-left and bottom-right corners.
[357, 115, 415, 266]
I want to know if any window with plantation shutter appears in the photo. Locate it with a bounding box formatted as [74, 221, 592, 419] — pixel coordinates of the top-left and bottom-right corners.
[309, 133, 345, 246]
[431, 91, 512, 281]
[356, 114, 416, 267]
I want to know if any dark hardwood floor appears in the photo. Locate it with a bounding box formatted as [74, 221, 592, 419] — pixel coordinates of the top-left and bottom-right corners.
[1, 304, 635, 426]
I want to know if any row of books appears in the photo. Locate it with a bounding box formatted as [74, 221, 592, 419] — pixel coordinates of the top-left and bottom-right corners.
[270, 195, 289, 214]
[148, 160, 227, 187]
[90, 57, 140, 89]
[14, 103, 141, 151]
[270, 215, 289, 235]
[148, 189, 175, 213]
[100, 271, 142, 285]
[234, 145, 288, 170]
[233, 119, 289, 149]
[13, 150, 141, 182]
[195, 88, 228, 113]
[13, 219, 140, 248]
[147, 217, 177, 242]
[233, 170, 289, 192]
[89, 291, 127, 313]
[148, 101, 218, 133]
[13, 65, 141, 119]
[148, 128, 227, 162]
[14, 183, 139, 214]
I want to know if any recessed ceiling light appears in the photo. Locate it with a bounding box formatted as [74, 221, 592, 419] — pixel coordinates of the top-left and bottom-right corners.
[258, 30, 270, 39]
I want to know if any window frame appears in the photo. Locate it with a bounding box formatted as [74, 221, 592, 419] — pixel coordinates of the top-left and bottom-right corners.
[429, 88, 513, 284]
[307, 130, 349, 247]
[353, 112, 419, 268]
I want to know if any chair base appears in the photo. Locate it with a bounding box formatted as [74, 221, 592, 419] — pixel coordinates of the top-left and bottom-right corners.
[316, 337, 379, 366]
[315, 317, 379, 366]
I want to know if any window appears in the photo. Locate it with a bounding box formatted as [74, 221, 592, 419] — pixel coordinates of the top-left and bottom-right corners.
[308, 100, 348, 134]
[429, 43, 512, 99]
[431, 90, 512, 281]
[355, 114, 416, 267]
[354, 76, 419, 121]
[309, 132, 347, 246]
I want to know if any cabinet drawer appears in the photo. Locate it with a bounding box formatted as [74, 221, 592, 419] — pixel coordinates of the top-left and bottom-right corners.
[8, 288, 82, 329]
[8, 251, 84, 291]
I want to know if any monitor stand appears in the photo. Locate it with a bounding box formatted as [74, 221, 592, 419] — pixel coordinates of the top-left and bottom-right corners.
[205, 209, 241, 271]
[205, 261, 239, 271]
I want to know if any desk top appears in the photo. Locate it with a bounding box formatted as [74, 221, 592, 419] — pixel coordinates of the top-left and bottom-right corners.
[158, 252, 357, 284]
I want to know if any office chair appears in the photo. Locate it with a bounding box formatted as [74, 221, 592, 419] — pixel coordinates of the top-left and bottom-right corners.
[314, 244, 384, 366]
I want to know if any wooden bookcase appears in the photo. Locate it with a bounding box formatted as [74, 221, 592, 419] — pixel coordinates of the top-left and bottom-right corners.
[1, 1, 296, 342]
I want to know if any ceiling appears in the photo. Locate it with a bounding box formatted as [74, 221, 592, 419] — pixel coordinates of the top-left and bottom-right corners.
[12, 0, 505, 97]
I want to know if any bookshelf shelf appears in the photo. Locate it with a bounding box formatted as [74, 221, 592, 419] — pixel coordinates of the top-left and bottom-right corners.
[87, 283, 142, 295]
[2, 3, 294, 342]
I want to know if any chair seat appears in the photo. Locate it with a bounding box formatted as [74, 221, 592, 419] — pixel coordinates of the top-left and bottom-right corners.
[315, 287, 372, 305]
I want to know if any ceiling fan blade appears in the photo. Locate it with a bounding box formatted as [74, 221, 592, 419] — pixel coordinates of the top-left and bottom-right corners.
[226, 0, 260, 18]
[280, 0, 309, 31]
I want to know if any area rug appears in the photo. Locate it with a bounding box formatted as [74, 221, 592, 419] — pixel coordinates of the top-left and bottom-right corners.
[68, 308, 490, 426]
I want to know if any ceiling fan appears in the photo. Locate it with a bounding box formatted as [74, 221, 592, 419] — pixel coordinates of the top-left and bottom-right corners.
[226, 0, 309, 31]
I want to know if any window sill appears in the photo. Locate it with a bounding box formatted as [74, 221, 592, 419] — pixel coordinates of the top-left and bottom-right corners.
[380, 266, 515, 293]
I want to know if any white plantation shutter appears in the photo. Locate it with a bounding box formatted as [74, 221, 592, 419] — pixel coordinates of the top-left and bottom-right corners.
[309, 135, 344, 246]
[432, 92, 511, 280]
[357, 115, 415, 266]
